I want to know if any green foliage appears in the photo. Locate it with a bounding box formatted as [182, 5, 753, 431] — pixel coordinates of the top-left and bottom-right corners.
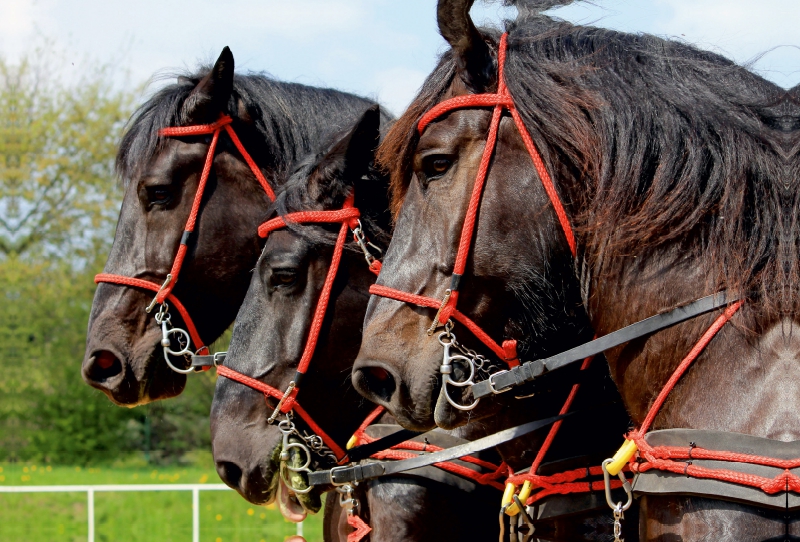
[0, 50, 218, 466]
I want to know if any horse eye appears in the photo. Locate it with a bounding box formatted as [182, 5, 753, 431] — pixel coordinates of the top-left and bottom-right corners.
[421, 155, 453, 181]
[270, 269, 298, 289]
[146, 186, 172, 205]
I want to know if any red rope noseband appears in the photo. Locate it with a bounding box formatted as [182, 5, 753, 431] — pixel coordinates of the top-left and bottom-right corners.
[95, 115, 276, 356]
[370, 33, 575, 369]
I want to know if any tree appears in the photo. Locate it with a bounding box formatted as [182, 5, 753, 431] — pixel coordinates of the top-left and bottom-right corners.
[0, 50, 141, 463]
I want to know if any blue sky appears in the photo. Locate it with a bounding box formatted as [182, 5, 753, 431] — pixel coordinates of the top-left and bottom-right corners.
[1, 1, 797, 114]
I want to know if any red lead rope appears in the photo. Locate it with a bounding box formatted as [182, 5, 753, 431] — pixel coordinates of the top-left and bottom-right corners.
[369, 33, 575, 369]
[95, 115, 276, 355]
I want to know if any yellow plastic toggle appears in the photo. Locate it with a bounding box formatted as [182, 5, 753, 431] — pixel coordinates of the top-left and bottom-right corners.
[504, 480, 532, 516]
[501, 482, 517, 510]
[346, 434, 358, 450]
[605, 439, 638, 476]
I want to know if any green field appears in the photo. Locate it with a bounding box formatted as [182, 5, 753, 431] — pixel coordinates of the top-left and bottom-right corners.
[0, 462, 324, 542]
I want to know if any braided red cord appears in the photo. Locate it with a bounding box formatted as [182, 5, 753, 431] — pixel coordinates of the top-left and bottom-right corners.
[370, 448, 507, 490]
[349, 406, 386, 445]
[368, 284, 511, 362]
[346, 513, 372, 542]
[94, 273, 207, 354]
[259, 207, 361, 238]
[371, 32, 575, 370]
[159, 115, 233, 137]
[620, 300, 800, 497]
[96, 115, 277, 354]
[638, 300, 743, 435]
[506, 465, 631, 505]
[221, 124, 276, 201]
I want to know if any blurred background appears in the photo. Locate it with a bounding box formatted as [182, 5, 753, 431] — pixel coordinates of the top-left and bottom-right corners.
[0, 1, 796, 540]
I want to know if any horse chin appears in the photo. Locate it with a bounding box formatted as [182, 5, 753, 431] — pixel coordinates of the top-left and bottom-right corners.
[434, 387, 465, 429]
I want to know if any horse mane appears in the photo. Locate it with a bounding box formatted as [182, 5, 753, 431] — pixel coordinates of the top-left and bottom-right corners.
[378, 6, 788, 305]
[268, 121, 394, 252]
[116, 69, 378, 185]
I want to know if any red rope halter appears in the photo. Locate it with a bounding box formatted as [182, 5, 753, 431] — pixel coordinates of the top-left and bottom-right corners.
[369, 33, 575, 369]
[217, 192, 374, 461]
[95, 115, 275, 358]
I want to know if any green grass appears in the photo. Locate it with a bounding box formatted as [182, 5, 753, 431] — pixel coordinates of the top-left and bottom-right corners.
[0, 462, 324, 542]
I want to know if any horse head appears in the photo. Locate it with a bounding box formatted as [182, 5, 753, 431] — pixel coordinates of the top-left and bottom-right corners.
[210, 106, 391, 511]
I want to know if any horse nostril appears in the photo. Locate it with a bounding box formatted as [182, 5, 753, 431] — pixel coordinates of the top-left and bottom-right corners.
[357, 366, 397, 404]
[217, 461, 243, 490]
[85, 351, 123, 383]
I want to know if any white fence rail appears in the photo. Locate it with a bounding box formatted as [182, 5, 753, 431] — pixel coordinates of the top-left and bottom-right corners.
[0, 484, 304, 542]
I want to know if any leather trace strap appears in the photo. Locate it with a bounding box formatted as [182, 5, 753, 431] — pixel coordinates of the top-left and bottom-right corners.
[216, 191, 382, 462]
[472, 291, 732, 399]
[370, 32, 575, 371]
[308, 413, 569, 487]
[95, 115, 275, 363]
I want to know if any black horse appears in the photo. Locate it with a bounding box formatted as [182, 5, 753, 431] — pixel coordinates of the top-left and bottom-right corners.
[355, 0, 792, 539]
[210, 107, 502, 541]
[82, 47, 390, 405]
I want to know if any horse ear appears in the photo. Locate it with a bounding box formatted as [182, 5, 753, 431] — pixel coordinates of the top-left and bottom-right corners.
[180, 47, 235, 123]
[309, 105, 381, 201]
[437, 0, 495, 91]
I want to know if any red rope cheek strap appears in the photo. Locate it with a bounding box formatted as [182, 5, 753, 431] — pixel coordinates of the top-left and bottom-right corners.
[94, 115, 276, 354]
[369, 33, 576, 369]
[216, 194, 364, 462]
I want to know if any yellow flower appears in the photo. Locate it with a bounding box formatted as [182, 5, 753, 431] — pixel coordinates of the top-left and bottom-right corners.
[247, 508, 254, 516]
[31, 465, 37, 471]
[199, 474, 209, 484]
[0, 475, 6, 482]
[216, 538, 222, 542]
[46, 466, 52, 472]
[22, 467, 28, 473]
[259, 513, 266, 519]
[215, 514, 222, 521]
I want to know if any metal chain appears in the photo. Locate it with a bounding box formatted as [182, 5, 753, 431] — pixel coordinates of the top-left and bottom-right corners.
[613, 503, 624, 542]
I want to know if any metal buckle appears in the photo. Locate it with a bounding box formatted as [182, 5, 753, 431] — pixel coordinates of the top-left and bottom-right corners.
[329, 465, 354, 487]
[212, 351, 226, 366]
[487, 370, 512, 394]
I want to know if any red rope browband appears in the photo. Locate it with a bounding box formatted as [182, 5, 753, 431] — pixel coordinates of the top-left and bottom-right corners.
[369, 33, 574, 370]
[95, 115, 276, 358]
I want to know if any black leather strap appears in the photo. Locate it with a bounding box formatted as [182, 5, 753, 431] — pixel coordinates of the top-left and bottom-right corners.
[345, 427, 424, 463]
[472, 292, 730, 399]
[192, 352, 226, 368]
[308, 413, 568, 486]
